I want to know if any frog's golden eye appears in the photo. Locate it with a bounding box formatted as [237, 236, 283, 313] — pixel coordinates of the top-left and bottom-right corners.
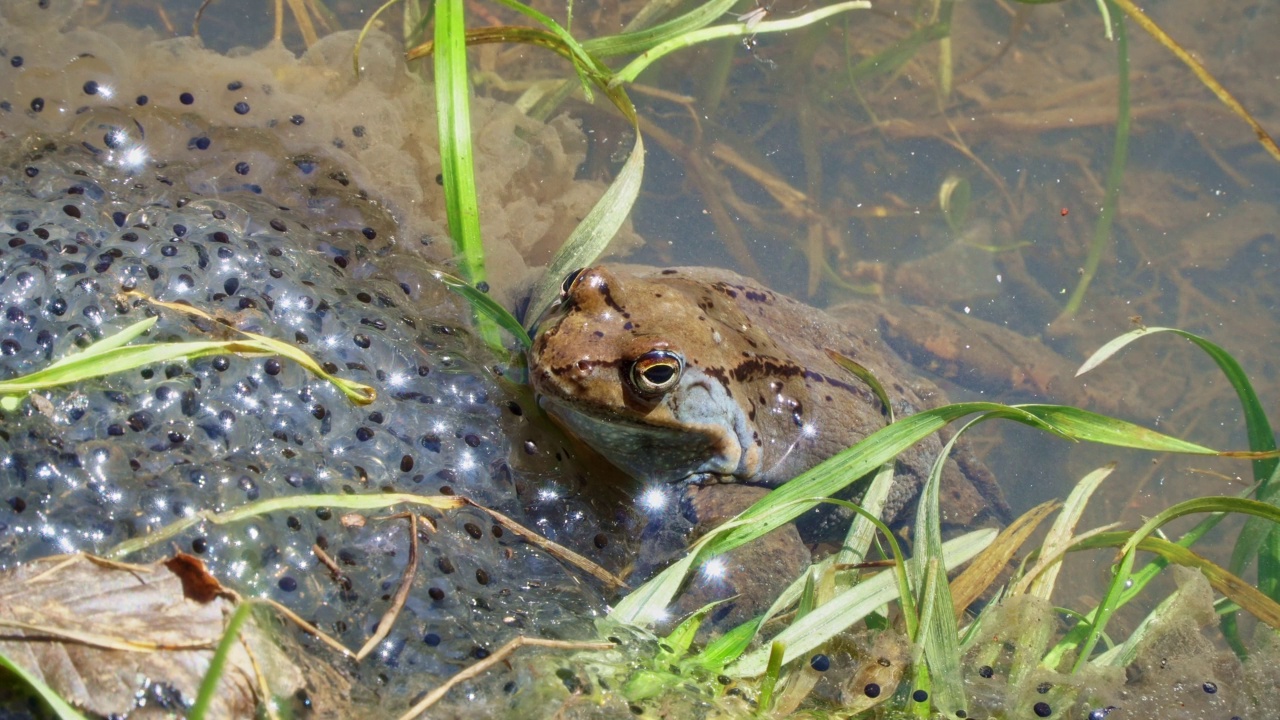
[560, 268, 585, 297]
[628, 350, 684, 397]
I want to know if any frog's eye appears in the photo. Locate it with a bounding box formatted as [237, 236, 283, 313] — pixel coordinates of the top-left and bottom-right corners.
[560, 268, 585, 297]
[628, 350, 684, 397]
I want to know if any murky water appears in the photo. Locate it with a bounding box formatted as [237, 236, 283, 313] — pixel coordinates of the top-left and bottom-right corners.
[609, 0, 1280, 579]
[1, 0, 1277, 716]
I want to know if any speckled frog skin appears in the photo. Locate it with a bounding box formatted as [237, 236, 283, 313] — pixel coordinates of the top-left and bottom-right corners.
[529, 265, 1008, 525]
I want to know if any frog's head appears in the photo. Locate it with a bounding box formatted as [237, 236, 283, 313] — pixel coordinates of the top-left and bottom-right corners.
[528, 266, 762, 484]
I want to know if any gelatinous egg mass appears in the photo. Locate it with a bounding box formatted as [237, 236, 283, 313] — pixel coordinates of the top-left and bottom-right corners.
[0, 1, 628, 711]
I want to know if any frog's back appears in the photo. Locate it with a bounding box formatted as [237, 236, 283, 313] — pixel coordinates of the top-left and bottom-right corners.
[531, 264, 1009, 526]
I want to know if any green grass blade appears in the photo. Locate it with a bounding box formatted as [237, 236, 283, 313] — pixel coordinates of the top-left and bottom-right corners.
[1119, 496, 1280, 560]
[434, 269, 531, 349]
[690, 617, 760, 671]
[1074, 496, 1280, 670]
[1077, 327, 1275, 475]
[610, 1, 871, 87]
[1078, 326, 1278, 605]
[434, 0, 482, 282]
[1027, 463, 1116, 599]
[1, 331, 374, 409]
[728, 530, 993, 677]
[38, 316, 158, 372]
[827, 351, 897, 575]
[1094, 580, 1193, 669]
[1070, 532, 1280, 633]
[0, 650, 89, 720]
[1016, 404, 1216, 453]
[434, 0, 501, 350]
[612, 401, 1220, 626]
[525, 133, 645, 329]
[757, 641, 786, 710]
[582, 0, 741, 57]
[909, 428, 973, 714]
[188, 601, 254, 720]
[663, 600, 724, 659]
[1073, 539, 1137, 672]
[683, 497, 912, 672]
[487, 0, 603, 99]
[845, 20, 950, 85]
[1041, 487, 1243, 669]
[0, 339, 224, 395]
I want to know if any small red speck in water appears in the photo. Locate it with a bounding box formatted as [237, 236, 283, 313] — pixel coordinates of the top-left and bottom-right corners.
[1060, 208, 1069, 216]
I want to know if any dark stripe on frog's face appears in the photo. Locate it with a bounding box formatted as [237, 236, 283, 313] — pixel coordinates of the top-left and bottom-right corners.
[528, 264, 879, 485]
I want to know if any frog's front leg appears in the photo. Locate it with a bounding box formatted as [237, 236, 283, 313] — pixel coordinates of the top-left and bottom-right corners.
[633, 483, 810, 635]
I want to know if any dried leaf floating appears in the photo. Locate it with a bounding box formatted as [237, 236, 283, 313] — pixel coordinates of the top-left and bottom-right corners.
[0, 554, 304, 719]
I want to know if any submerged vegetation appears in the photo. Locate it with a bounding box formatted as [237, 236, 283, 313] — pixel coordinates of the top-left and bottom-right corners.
[1, 0, 1278, 717]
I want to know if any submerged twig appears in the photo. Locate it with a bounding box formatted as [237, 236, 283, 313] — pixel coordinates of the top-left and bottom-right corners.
[356, 513, 419, 660]
[398, 637, 615, 718]
[1111, 0, 1280, 163]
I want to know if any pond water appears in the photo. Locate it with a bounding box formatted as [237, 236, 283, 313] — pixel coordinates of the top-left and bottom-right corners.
[0, 0, 1276, 717]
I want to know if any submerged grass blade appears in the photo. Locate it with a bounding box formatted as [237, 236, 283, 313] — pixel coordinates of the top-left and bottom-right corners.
[488, 0, 604, 99]
[757, 641, 786, 710]
[910, 429, 972, 713]
[1119, 496, 1280, 561]
[1072, 531, 1280, 631]
[353, 0, 404, 76]
[434, 0, 482, 282]
[1077, 327, 1276, 484]
[1041, 488, 1242, 670]
[1059, 2, 1128, 319]
[1076, 496, 1280, 670]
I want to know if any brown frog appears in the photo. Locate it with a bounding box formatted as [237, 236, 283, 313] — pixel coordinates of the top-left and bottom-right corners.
[528, 265, 1014, 627]
[529, 264, 1009, 528]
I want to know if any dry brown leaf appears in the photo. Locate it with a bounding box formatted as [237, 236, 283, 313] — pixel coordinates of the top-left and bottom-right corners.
[0, 553, 304, 718]
[950, 501, 1061, 617]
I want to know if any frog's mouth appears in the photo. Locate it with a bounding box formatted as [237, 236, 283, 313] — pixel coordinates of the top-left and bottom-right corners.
[536, 393, 752, 484]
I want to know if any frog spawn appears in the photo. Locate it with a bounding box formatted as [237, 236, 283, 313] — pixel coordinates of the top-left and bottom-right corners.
[0, 17, 627, 716]
[0, 0, 627, 299]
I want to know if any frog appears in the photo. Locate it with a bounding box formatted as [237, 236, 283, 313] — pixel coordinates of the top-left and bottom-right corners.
[528, 265, 1014, 627]
[529, 264, 1008, 524]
